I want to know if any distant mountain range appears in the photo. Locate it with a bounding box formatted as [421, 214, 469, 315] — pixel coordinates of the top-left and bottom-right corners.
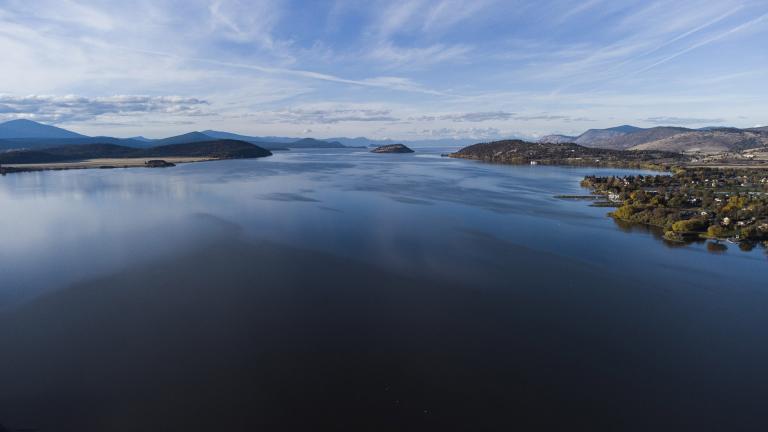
[5, 119, 763, 156]
[200, 131, 479, 148]
[0, 119, 87, 139]
[540, 125, 768, 153]
[0, 120, 153, 150]
[0, 121, 349, 152]
[0, 120, 483, 153]
[201, 131, 346, 149]
[0, 136, 155, 151]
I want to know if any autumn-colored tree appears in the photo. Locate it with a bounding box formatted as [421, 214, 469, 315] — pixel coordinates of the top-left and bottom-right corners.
[672, 218, 707, 233]
[707, 225, 725, 238]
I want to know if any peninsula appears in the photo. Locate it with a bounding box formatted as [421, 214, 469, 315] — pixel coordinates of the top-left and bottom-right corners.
[0, 139, 272, 174]
[581, 168, 768, 247]
[449, 139, 685, 169]
[450, 139, 768, 252]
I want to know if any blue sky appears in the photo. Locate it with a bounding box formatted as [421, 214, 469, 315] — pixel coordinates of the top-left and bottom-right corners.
[0, 0, 766, 139]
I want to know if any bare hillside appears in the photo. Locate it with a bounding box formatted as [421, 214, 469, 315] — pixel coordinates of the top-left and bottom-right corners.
[630, 130, 768, 153]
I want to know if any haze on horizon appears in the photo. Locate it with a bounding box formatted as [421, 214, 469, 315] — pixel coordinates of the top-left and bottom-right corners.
[0, 0, 766, 141]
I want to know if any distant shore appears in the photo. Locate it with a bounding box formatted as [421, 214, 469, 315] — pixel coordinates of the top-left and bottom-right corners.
[0, 139, 275, 175]
[1, 157, 216, 174]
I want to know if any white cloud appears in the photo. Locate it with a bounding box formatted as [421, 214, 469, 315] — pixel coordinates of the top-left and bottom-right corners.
[410, 111, 514, 122]
[419, 127, 505, 139]
[0, 0, 765, 139]
[644, 116, 725, 125]
[252, 108, 399, 124]
[0, 95, 210, 123]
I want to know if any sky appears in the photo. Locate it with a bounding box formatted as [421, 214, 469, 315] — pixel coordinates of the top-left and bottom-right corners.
[0, 0, 767, 140]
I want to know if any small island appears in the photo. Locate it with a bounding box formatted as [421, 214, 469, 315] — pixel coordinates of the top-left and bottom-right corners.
[145, 160, 176, 168]
[371, 144, 414, 154]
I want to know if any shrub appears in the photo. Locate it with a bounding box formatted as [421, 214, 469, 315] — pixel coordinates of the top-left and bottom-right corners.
[671, 218, 707, 233]
[612, 204, 637, 220]
[707, 225, 725, 238]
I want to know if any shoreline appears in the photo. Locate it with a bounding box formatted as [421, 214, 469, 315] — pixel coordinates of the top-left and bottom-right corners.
[451, 154, 768, 172]
[0, 156, 218, 175]
[4, 151, 767, 181]
[447, 153, 674, 171]
[580, 169, 768, 251]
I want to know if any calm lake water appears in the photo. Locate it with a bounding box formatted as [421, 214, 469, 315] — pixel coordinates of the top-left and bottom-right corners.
[1, 148, 767, 431]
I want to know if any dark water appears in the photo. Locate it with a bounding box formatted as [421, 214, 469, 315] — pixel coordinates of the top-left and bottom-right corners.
[1, 148, 767, 431]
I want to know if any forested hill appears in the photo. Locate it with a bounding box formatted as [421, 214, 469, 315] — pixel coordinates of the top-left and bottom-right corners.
[449, 140, 686, 169]
[0, 140, 272, 164]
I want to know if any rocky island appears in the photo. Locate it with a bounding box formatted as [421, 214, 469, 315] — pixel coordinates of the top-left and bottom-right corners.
[371, 144, 414, 154]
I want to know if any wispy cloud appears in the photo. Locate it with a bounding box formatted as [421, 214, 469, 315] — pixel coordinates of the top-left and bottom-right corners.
[0, 94, 209, 123]
[553, 0, 604, 25]
[208, 0, 284, 49]
[634, 11, 768, 75]
[361, 0, 488, 69]
[263, 108, 399, 124]
[367, 42, 471, 69]
[639, 6, 743, 59]
[409, 111, 592, 123]
[689, 68, 768, 85]
[0, 0, 766, 138]
[419, 127, 504, 139]
[373, 0, 424, 39]
[370, 0, 493, 38]
[100, 44, 451, 96]
[644, 116, 725, 125]
[410, 111, 514, 122]
[602, 6, 744, 74]
[5, 0, 116, 31]
[421, 0, 495, 33]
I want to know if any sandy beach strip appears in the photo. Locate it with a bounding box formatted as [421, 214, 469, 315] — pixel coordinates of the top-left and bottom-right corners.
[4, 157, 216, 171]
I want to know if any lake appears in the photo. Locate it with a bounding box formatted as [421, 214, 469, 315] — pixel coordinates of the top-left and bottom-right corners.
[1, 147, 767, 431]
